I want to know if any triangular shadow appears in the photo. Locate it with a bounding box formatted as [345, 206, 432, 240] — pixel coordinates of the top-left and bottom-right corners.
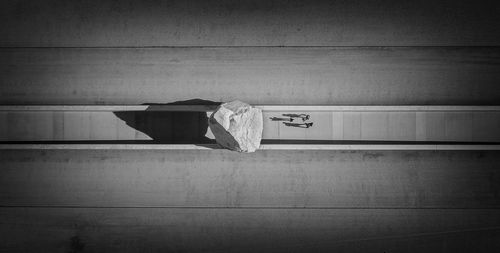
[113, 99, 220, 144]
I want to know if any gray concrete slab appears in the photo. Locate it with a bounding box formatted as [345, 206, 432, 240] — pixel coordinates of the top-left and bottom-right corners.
[1, 149, 500, 208]
[1, 208, 500, 252]
[1, 0, 499, 46]
[1, 47, 500, 105]
[2, 106, 500, 143]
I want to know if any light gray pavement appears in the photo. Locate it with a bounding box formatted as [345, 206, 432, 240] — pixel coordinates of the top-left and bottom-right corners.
[2, 149, 500, 208]
[1, 47, 500, 105]
[1, 149, 500, 252]
[1, 106, 500, 142]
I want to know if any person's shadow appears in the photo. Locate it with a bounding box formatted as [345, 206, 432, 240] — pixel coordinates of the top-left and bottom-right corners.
[113, 99, 220, 144]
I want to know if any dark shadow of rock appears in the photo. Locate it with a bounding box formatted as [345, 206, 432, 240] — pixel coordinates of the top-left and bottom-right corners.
[113, 99, 220, 144]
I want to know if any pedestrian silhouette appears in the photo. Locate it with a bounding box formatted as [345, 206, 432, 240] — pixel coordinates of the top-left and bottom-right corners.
[282, 114, 310, 121]
[283, 122, 313, 128]
[269, 117, 294, 122]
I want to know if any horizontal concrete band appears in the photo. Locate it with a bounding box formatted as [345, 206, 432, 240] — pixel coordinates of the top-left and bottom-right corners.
[2, 0, 500, 47]
[1, 105, 500, 112]
[1, 144, 499, 150]
[3, 47, 500, 106]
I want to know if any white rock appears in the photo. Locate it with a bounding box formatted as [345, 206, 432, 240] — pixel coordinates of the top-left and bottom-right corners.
[208, 100, 263, 152]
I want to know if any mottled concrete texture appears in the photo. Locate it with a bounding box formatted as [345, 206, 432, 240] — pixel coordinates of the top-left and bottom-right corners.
[1, 149, 500, 252]
[1, 0, 499, 46]
[2, 0, 500, 252]
[1, 47, 500, 105]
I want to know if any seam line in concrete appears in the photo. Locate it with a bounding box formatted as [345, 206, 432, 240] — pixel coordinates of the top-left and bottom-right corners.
[1, 144, 499, 150]
[2, 105, 500, 112]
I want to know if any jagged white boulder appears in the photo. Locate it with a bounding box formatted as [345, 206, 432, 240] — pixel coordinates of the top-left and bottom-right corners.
[208, 100, 263, 152]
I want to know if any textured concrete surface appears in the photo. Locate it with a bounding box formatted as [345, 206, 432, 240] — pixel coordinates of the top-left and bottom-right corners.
[1, 149, 500, 252]
[2, 0, 500, 252]
[1, 0, 499, 46]
[2, 107, 500, 142]
[1, 47, 500, 105]
[1, 149, 500, 207]
[2, 208, 500, 252]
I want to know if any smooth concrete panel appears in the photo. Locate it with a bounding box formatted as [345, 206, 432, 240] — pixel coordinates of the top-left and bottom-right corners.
[1, 0, 500, 46]
[361, 112, 388, 140]
[1, 47, 500, 105]
[6, 112, 53, 141]
[90, 112, 118, 140]
[0, 113, 7, 141]
[472, 112, 500, 142]
[331, 112, 344, 140]
[343, 112, 361, 140]
[445, 112, 473, 142]
[416, 112, 427, 141]
[418, 112, 446, 141]
[387, 112, 416, 141]
[2, 109, 500, 142]
[63, 112, 91, 140]
[52, 112, 64, 140]
[2, 149, 500, 208]
[1, 208, 499, 252]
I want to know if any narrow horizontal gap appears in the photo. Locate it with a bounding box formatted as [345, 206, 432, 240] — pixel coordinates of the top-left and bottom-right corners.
[1, 144, 499, 150]
[2, 105, 500, 112]
[2, 140, 498, 145]
[1, 45, 500, 49]
[1, 205, 499, 210]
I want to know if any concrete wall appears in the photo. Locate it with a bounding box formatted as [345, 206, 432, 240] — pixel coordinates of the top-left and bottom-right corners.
[2, 0, 500, 252]
[2, 0, 499, 47]
[1, 149, 500, 252]
[1, 0, 500, 104]
[2, 108, 500, 142]
[2, 47, 500, 104]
